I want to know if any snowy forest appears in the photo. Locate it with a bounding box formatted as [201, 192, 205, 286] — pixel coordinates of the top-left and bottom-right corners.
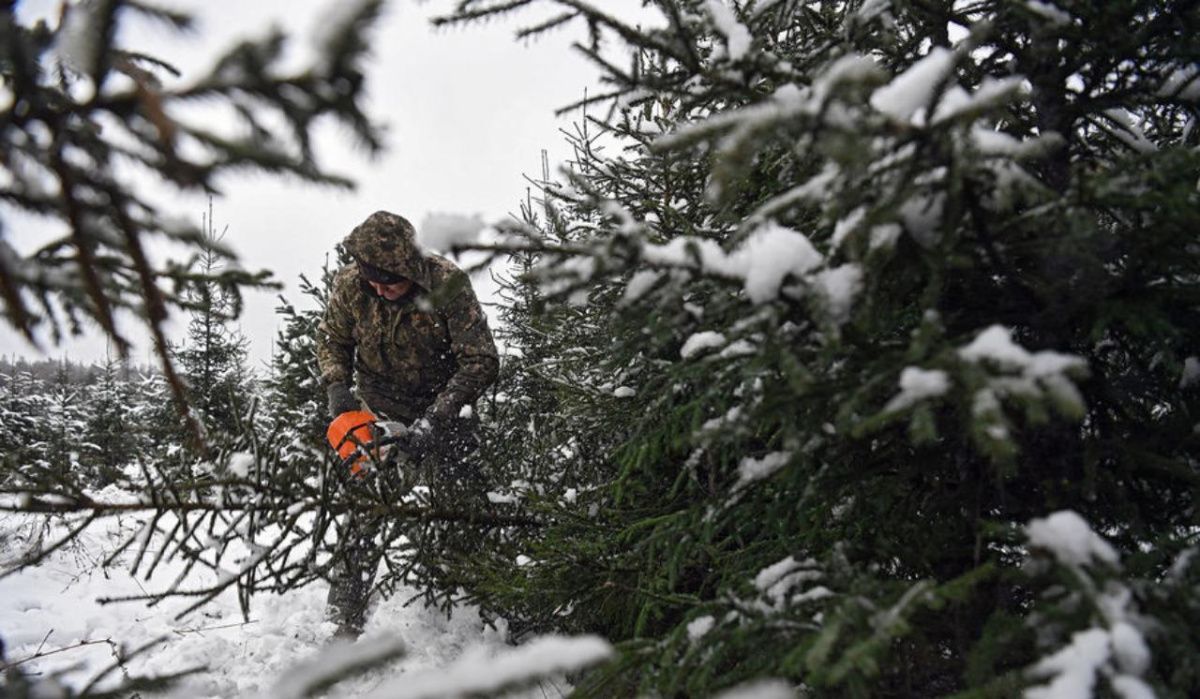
[2, 0, 1199, 697]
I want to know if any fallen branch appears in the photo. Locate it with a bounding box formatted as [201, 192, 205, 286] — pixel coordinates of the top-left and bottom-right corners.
[1, 636, 120, 670]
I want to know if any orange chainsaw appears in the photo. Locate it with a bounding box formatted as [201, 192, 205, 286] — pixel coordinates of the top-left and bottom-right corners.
[325, 410, 410, 479]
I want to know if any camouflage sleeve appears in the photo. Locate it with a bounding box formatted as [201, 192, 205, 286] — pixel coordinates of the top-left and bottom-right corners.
[316, 266, 358, 387]
[429, 272, 500, 418]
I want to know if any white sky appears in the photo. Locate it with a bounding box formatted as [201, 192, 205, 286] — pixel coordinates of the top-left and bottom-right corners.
[2, 0, 639, 369]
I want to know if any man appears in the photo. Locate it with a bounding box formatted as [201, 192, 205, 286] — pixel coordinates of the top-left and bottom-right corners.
[316, 210, 499, 638]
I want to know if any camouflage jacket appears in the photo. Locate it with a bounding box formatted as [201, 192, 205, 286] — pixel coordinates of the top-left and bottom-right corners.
[316, 212, 499, 423]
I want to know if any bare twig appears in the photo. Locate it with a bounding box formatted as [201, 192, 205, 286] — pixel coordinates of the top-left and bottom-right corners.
[1, 636, 120, 670]
[173, 619, 259, 636]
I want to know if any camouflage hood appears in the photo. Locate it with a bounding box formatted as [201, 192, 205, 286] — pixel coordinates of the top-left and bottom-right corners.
[342, 211, 433, 290]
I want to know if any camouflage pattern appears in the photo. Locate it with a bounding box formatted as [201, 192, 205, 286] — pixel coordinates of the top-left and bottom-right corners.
[341, 211, 432, 289]
[317, 211, 498, 636]
[317, 211, 500, 424]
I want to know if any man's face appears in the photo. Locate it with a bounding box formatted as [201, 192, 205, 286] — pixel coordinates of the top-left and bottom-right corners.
[367, 278, 413, 301]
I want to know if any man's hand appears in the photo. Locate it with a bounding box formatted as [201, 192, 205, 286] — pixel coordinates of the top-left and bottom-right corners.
[404, 412, 449, 463]
[327, 382, 359, 418]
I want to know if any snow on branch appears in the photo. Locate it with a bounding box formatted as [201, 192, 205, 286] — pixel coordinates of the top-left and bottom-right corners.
[883, 367, 951, 414]
[704, 0, 753, 61]
[959, 324, 1089, 417]
[361, 634, 613, 699]
[870, 47, 956, 123]
[713, 679, 797, 699]
[271, 635, 407, 699]
[1025, 510, 1118, 570]
[1021, 511, 1155, 699]
[641, 222, 824, 304]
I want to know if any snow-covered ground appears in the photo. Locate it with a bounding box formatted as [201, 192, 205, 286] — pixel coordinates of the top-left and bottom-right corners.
[0, 511, 578, 697]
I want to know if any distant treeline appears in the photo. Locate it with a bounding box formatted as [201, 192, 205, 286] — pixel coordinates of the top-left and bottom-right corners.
[0, 355, 155, 386]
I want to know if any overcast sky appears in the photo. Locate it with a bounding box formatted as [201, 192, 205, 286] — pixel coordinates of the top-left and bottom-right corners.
[3, 0, 638, 369]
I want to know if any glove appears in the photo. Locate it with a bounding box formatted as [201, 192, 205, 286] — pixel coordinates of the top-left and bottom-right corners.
[404, 412, 449, 463]
[326, 382, 358, 418]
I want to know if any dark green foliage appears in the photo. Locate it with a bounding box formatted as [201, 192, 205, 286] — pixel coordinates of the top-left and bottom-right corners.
[1, 1, 1197, 695]
[170, 202, 253, 448]
[1, 358, 127, 482]
[262, 247, 351, 446]
[38, 361, 85, 476]
[127, 368, 185, 461]
[439, 0, 1200, 696]
[79, 352, 135, 486]
[0, 369, 49, 481]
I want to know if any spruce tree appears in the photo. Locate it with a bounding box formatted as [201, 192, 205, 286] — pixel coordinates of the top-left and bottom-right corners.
[172, 200, 253, 446]
[39, 359, 86, 476]
[0, 369, 46, 481]
[262, 250, 348, 444]
[80, 350, 136, 486]
[437, 1, 1200, 696]
[2, 2, 1196, 695]
[127, 366, 184, 460]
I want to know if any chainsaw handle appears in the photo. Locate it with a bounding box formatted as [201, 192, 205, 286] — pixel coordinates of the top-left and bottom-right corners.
[336, 434, 414, 479]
